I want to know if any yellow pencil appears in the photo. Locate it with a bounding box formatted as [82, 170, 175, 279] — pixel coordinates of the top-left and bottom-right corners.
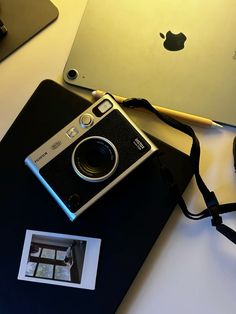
[92, 90, 223, 128]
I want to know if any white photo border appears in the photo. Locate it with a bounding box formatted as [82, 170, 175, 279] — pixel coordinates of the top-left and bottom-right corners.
[18, 230, 101, 290]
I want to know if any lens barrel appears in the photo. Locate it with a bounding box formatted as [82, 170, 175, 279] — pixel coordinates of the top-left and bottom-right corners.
[72, 136, 119, 182]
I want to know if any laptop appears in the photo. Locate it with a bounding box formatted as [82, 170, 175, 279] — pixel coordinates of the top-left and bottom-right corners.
[63, 0, 236, 126]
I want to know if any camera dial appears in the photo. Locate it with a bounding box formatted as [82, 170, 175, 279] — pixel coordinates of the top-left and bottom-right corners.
[72, 136, 119, 182]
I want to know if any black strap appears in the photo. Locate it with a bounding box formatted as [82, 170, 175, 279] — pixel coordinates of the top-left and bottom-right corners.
[123, 97, 236, 244]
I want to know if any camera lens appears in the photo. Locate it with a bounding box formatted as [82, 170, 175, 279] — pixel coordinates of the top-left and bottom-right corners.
[72, 136, 119, 182]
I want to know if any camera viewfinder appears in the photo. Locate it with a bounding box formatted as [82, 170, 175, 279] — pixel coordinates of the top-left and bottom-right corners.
[93, 100, 113, 117]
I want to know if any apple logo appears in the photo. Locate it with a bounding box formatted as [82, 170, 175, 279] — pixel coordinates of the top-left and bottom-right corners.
[160, 31, 187, 51]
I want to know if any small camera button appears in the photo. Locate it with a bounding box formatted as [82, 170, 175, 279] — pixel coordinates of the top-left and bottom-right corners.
[67, 193, 81, 212]
[66, 127, 79, 139]
[79, 113, 94, 128]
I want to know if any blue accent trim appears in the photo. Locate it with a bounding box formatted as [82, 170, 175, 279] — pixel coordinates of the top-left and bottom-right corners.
[25, 158, 76, 221]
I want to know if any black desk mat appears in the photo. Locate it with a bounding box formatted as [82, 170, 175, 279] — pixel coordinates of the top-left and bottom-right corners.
[0, 80, 193, 313]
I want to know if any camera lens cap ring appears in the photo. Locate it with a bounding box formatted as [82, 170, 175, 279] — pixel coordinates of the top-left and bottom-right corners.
[72, 136, 119, 182]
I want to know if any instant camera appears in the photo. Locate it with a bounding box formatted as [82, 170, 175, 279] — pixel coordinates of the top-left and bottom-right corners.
[25, 95, 157, 221]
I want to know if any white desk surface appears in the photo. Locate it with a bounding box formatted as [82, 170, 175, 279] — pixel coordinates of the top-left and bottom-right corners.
[1, 1, 236, 313]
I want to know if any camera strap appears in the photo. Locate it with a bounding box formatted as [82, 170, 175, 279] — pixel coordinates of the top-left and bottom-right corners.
[123, 97, 236, 245]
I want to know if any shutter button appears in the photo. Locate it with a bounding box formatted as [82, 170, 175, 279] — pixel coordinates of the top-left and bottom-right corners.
[79, 113, 94, 128]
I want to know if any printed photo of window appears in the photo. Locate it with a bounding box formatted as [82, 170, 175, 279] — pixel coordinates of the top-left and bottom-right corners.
[18, 230, 101, 290]
[25, 235, 86, 284]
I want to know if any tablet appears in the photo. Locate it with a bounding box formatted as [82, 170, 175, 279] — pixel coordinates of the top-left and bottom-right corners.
[63, 0, 236, 126]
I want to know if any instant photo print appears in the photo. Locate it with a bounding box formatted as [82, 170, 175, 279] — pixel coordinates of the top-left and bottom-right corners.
[18, 230, 101, 290]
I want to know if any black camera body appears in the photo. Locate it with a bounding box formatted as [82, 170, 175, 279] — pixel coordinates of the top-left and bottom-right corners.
[25, 94, 158, 220]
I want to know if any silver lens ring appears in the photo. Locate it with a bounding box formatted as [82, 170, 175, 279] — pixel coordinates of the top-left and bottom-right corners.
[71, 136, 119, 182]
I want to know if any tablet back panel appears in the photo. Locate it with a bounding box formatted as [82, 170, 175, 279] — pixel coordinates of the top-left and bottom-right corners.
[64, 0, 236, 126]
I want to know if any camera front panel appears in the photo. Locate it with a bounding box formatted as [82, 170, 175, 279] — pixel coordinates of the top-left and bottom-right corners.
[39, 110, 153, 213]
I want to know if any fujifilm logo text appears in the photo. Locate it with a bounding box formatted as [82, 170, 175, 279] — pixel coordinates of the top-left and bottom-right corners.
[34, 152, 48, 163]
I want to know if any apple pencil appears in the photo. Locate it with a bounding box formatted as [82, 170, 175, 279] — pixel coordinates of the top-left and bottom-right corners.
[91, 90, 223, 128]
